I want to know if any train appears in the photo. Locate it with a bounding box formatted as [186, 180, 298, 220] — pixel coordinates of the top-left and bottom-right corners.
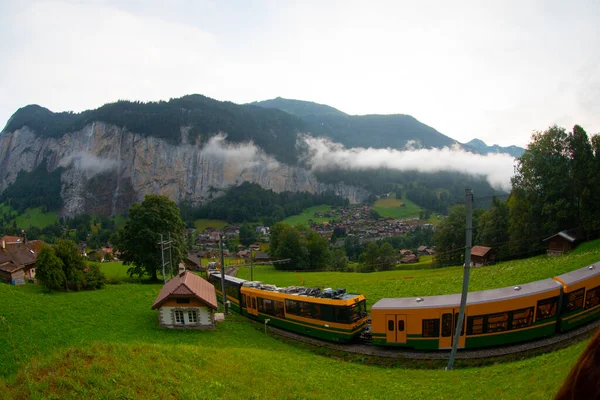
[207, 261, 600, 349]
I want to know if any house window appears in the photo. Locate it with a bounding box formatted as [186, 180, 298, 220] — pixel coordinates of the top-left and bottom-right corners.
[175, 310, 184, 324]
[176, 298, 190, 304]
[188, 311, 198, 323]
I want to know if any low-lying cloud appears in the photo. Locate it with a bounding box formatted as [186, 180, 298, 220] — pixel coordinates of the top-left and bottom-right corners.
[60, 152, 119, 178]
[199, 134, 280, 172]
[300, 135, 516, 191]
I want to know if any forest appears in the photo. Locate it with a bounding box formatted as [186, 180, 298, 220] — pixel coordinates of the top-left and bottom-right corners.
[433, 125, 600, 266]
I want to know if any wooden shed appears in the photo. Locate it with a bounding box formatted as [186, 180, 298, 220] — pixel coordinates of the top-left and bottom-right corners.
[0, 238, 44, 284]
[471, 246, 495, 267]
[543, 229, 581, 256]
[151, 271, 218, 329]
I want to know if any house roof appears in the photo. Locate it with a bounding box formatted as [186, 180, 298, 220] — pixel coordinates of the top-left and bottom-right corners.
[186, 253, 201, 267]
[1, 236, 23, 244]
[543, 229, 580, 243]
[151, 271, 218, 310]
[418, 245, 428, 251]
[471, 245, 492, 257]
[254, 251, 269, 260]
[0, 240, 44, 273]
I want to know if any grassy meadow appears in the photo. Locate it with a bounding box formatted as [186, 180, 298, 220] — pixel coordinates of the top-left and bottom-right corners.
[2, 240, 600, 398]
[373, 194, 421, 218]
[0, 203, 59, 229]
[281, 204, 333, 226]
[193, 218, 228, 231]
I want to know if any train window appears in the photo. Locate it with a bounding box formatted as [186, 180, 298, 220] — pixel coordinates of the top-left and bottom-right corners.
[563, 288, 585, 313]
[320, 305, 335, 322]
[536, 297, 558, 321]
[586, 286, 600, 309]
[388, 320, 394, 331]
[257, 298, 265, 313]
[398, 320, 405, 332]
[252, 297, 256, 309]
[467, 316, 484, 335]
[422, 319, 440, 337]
[486, 312, 509, 333]
[285, 299, 298, 315]
[511, 307, 534, 329]
[273, 301, 284, 318]
[454, 313, 465, 335]
[441, 313, 453, 337]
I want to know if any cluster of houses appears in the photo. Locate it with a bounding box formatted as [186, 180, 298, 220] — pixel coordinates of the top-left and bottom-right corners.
[310, 205, 433, 243]
[79, 242, 119, 262]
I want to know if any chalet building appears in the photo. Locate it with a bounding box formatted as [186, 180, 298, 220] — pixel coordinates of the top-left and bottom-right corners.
[151, 271, 218, 329]
[399, 249, 412, 256]
[543, 229, 582, 256]
[184, 253, 203, 271]
[471, 246, 495, 267]
[254, 252, 270, 262]
[0, 237, 44, 285]
[400, 254, 418, 264]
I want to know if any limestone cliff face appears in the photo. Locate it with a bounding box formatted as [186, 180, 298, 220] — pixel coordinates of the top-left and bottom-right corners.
[0, 122, 369, 216]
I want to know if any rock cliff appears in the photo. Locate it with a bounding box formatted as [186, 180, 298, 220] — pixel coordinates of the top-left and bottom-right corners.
[0, 122, 368, 216]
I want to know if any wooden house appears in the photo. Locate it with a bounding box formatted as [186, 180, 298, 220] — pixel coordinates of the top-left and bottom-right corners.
[151, 271, 218, 329]
[543, 229, 581, 256]
[471, 246, 495, 267]
[184, 253, 203, 271]
[0, 238, 44, 284]
[254, 251, 270, 262]
[400, 254, 418, 264]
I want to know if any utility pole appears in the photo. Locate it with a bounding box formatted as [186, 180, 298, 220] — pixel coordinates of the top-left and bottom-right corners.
[250, 248, 254, 281]
[447, 188, 473, 371]
[219, 234, 228, 315]
[168, 232, 173, 277]
[159, 233, 173, 284]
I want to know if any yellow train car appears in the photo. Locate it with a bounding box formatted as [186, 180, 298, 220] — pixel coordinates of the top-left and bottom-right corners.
[371, 279, 561, 349]
[555, 262, 600, 331]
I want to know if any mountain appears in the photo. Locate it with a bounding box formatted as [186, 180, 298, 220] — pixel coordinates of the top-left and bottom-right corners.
[249, 97, 346, 117]
[252, 97, 458, 149]
[465, 139, 525, 158]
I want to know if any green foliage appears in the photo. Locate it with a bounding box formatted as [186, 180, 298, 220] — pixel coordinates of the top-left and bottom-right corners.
[269, 223, 334, 270]
[282, 205, 333, 226]
[116, 195, 186, 281]
[477, 198, 510, 260]
[191, 182, 348, 225]
[83, 264, 106, 290]
[0, 160, 63, 213]
[239, 222, 257, 246]
[369, 209, 382, 219]
[55, 239, 87, 290]
[35, 246, 65, 292]
[331, 248, 348, 271]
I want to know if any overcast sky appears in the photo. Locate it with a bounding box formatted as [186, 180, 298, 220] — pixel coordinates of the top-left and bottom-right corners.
[1, 0, 598, 147]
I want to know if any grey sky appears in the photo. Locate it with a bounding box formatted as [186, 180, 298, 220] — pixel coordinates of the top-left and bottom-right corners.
[1, 0, 598, 147]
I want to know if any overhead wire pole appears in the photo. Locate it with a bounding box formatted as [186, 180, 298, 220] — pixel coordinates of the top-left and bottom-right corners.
[447, 188, 473, 371]
[219, 234, 228, 315]
[160, 233, 166, 284]
[168, 232, 173, 277]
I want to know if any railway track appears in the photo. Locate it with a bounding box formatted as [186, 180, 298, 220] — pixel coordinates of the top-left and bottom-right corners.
[265, 319, 600, 361]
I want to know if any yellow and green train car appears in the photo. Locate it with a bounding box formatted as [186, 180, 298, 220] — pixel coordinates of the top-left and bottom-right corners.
[555, 263, 600, 332]
[371, 279, 562, 350]
[208, 272, 368, 342]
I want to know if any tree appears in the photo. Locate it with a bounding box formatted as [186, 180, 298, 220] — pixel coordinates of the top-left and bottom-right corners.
[331, 249, 348, 271]
[115, 195, 186, 281]
[378, 242, 396, 271]
[433, 205, 466, 267]
[55, 239, 86, 291]
[239, 222, 257, 246]
[306, 232, 331, 270]
[35, 246, 65, 293]
[476, 198, 509, 260]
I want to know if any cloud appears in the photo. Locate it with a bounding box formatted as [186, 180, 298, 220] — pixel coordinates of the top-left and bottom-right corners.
[299, 135, 516, 191]
[199, 134, 280, 172]
[60, 152, 118, 178]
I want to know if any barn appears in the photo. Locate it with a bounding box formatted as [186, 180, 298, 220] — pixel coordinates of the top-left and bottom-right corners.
[151, 271, 218, 329]
[543, 229, 581, 256]
[471, 246, 495, 267]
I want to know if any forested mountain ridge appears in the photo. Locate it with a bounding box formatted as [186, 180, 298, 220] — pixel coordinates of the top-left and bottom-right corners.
[252, 97, 458, 149]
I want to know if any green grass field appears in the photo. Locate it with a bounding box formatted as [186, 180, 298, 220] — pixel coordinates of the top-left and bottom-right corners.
[281, 205, 333, 226]
[14, 207, 59, 229]
[2, 240, 600, 398]
[373, 194, 422, 218]
[0, 281, 588, 399]
[193, 218, 228, 231]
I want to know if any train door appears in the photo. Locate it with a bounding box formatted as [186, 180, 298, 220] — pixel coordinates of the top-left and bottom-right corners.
[385, 314, 407, 344]
[439, 309, 466, 349]
[247, 294, 258, 317]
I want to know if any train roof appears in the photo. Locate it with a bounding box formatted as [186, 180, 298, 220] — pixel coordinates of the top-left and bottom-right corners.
[554, 262, 600, 286]
[372, 278, 561, 310]
[208, 271, 362, 301]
